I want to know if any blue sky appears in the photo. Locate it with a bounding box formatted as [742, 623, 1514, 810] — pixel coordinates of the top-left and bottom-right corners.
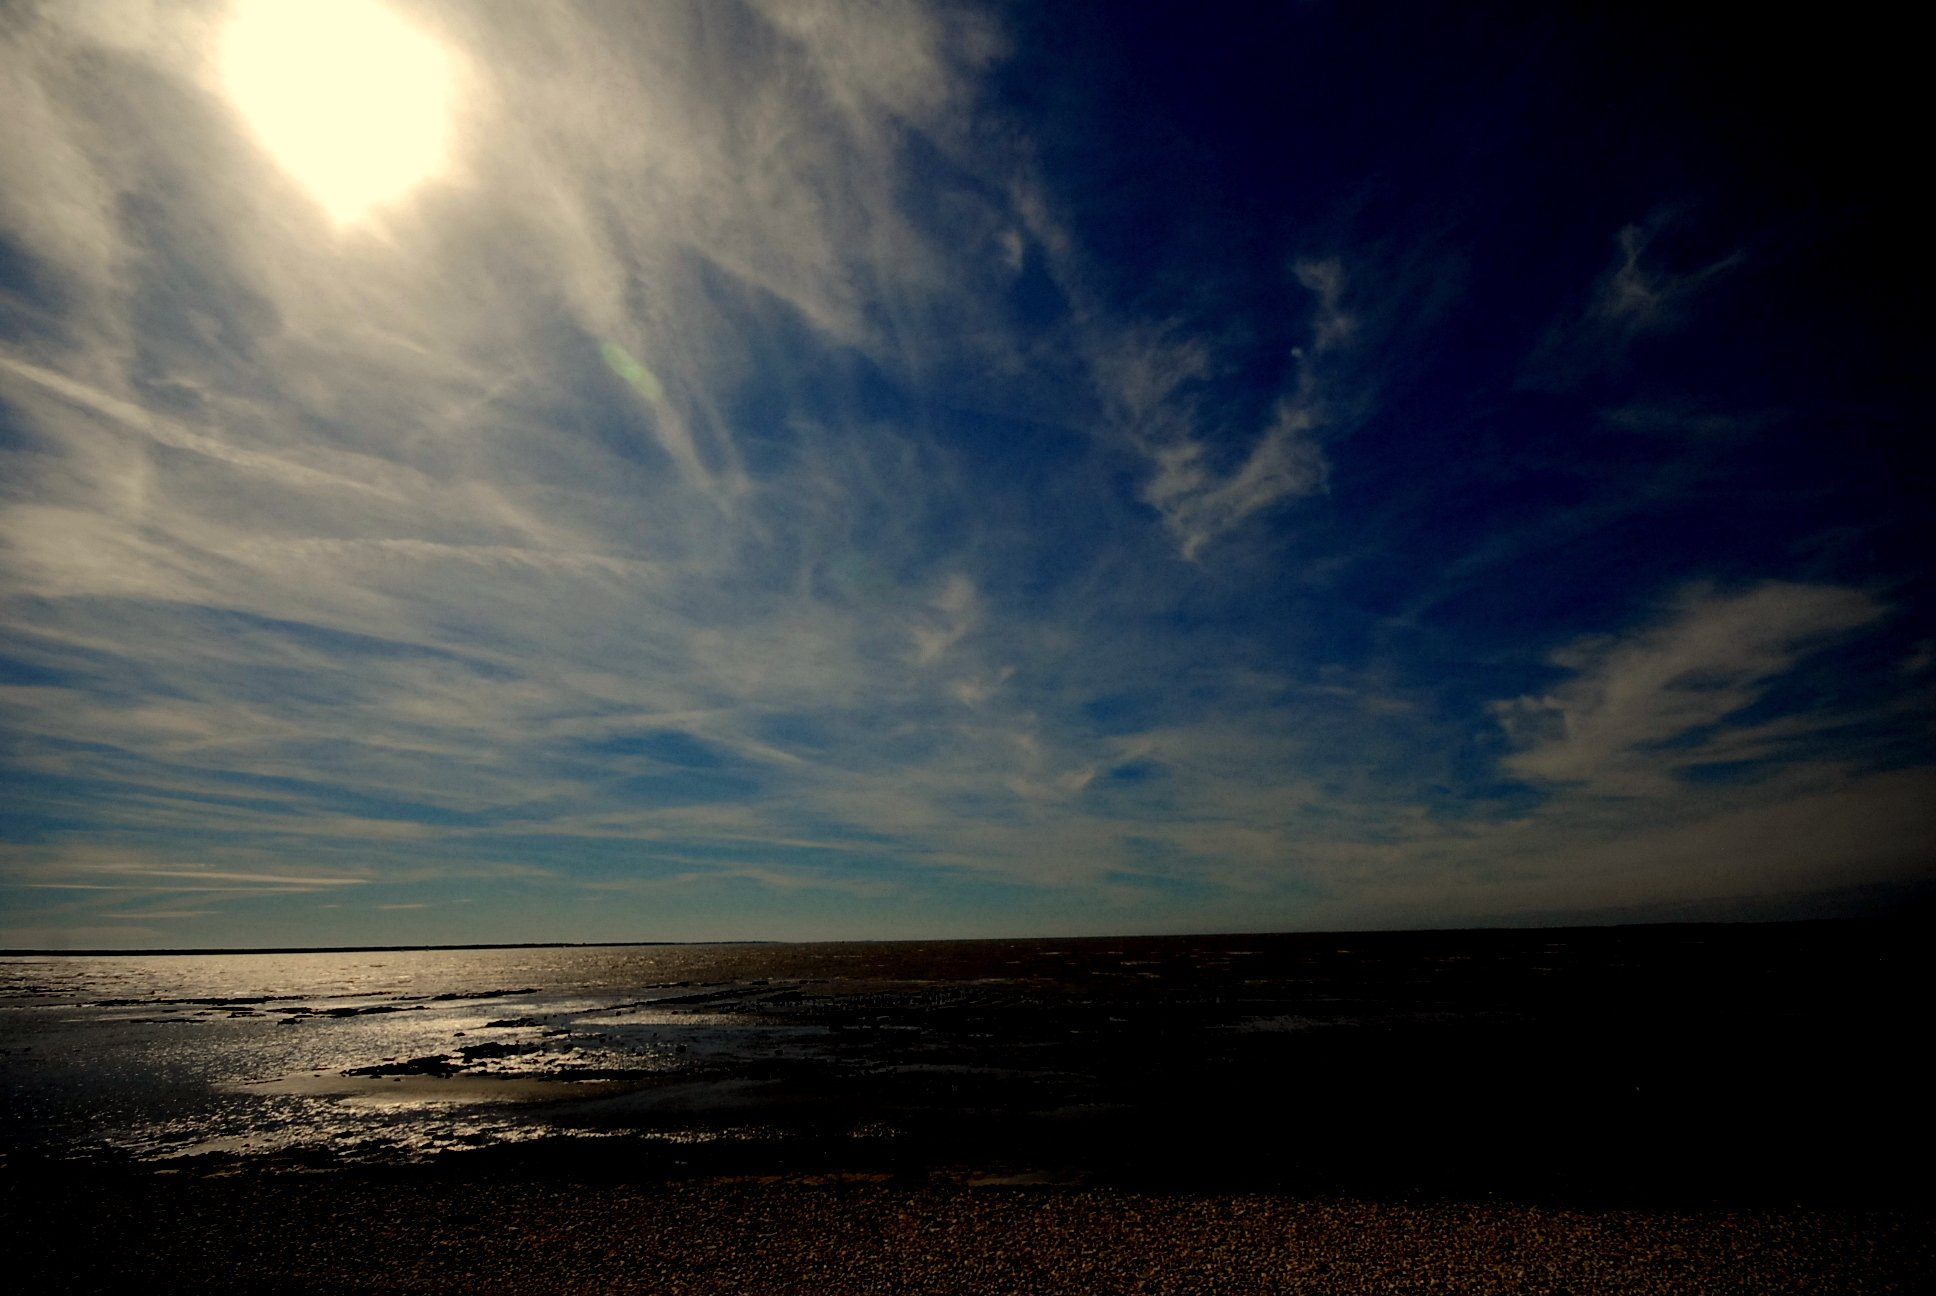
[2, 0, 1929, 948]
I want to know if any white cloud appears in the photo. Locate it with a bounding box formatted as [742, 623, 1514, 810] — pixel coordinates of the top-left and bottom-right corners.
[1493, 582, 1885, 793]
[912, 573, 979, 663]
[87, 867, 367, 886]
[1077, 260, 1347, 562]
[1141, 399, 1328, 561]
[1524, 209, 1746, 388]
[1592, 218, 1743, 335]
[1293, 259, 1354, 352]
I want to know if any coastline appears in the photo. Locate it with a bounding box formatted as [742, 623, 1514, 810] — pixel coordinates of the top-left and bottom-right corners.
[6, 924, 1926, 1289]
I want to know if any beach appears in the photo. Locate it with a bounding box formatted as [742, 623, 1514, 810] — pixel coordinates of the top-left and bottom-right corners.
[8, 1167, 1931, 1294]
[4, 923, 1928, 1290]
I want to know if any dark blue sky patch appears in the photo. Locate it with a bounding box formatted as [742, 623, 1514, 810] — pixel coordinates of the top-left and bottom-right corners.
[0, 234, 74, 349]
[583, 729, 731, 770]
[0, 770, 103, 842]
[1676, 760, 1775, 789]
[751, 712, 837, 755]
[0, 652, 74, 689]
[1079, 693, 1166, 738]
[1105, 760, 1163, 786]
[173, 763, 515, 828]
[1422, 779, 1549, 825]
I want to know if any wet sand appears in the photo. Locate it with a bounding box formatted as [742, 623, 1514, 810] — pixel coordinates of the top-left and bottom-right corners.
[8, 924, 1927, 1193]
[236, 1070, 637, 1105]
[6, 1168, 1929, 1294]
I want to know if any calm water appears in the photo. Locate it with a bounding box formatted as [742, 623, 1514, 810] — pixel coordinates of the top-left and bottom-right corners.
[1, 925, 1924, 1199]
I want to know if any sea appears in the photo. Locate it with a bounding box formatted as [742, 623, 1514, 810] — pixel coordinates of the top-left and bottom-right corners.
[0, 922, 1925, 1203]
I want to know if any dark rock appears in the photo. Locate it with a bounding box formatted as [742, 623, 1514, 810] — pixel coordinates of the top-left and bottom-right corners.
[343, 1054, 459, 1078]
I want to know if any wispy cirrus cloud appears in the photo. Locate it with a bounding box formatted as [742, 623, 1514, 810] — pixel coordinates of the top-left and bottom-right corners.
[1141, 397, 1328, 561]
[1065, 258, 1352, 563]
[1589, 215, 1745, 337]
[1493, 582, 1887, 795]
[0, 1, 1927, 946]
[18, 861, 371, 893]
[1524, 208, 1747, 389]
[0, 0, 1312, 938]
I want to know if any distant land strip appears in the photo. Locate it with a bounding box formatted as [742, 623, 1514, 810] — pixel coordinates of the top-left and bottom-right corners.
[0, 940, 755, 957]
[3, 915, 1917, 958]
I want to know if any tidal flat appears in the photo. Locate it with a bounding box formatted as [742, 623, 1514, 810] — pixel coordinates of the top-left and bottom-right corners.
[3, 920, 1929, 1290]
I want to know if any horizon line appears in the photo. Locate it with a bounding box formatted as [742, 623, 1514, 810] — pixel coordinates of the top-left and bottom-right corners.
[0, 914, 1893, 958]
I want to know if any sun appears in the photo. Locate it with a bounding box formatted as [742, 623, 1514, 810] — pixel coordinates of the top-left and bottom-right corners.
[220, 0, 455, 225]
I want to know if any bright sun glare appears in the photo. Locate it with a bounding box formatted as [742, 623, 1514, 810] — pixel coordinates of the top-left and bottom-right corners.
[221, 0, 454, 225]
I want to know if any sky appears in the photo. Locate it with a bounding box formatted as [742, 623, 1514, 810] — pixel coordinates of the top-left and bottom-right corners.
[1, 0, 1930, 949]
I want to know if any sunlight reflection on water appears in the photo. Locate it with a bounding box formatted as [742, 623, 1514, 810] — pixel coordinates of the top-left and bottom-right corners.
[0, 945, 792, 1166]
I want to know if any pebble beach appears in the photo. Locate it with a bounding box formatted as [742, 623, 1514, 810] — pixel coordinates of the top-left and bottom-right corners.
[8, 1170, 1931, 1294]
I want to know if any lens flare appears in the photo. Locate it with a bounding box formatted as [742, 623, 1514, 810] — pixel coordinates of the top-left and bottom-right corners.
[600, 341, 667, 405]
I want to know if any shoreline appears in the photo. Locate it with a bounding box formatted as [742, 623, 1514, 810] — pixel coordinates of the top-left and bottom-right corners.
[9, 1118, 1931, 1211]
